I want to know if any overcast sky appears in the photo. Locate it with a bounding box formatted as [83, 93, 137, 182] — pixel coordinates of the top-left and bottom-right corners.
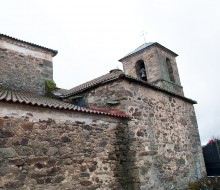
[1, 0, 219, 145]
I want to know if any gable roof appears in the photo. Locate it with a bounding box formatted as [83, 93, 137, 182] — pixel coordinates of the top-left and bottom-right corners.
[119, 42, 178, 61]
[0, 89, 127, 118]
[0, 33, 58, 57]
[64, 69, 124, 97]
[63, 70, 196, 104]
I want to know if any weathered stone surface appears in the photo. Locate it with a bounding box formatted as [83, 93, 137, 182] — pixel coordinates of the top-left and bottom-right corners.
[59, 147, 72, 155]
[16, 146, 33, 156]
[83, 79, 205, 189]
[0, 148, 18, 158]
[99, 139, 108, 147]
[22, 122, 34, 130]
[0, 47, 53, 94]
[0, 114, 129, 189]
[9, 158, 25, 166]
[88, 164, 97, 172]
[61, 133, 71, 143]
[35, 162, 44, 169]
[0, 166, 19, 176]
[52, 175, 65, 183]
[47, 147, 58, 156]
[0, 119, 3, 130]
[0, 130, 14, 138]
[80, 180, 92, 186]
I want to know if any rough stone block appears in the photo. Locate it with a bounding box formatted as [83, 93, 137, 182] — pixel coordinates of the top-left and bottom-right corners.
[43, 60, 53, 68]
[80, 180, 92, 186]
[0, 148, 18, 158]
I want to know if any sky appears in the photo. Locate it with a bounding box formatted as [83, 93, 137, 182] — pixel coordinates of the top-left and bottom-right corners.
[1, 0, 220, 144]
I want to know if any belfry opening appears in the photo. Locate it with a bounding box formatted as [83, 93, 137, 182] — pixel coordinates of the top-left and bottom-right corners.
[136, 60, 147, 81]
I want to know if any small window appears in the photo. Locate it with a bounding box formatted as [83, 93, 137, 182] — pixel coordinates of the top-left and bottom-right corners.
[136, 60, 147, 81]
[72, 96, 85, 106]
[166, 58, 175, 83]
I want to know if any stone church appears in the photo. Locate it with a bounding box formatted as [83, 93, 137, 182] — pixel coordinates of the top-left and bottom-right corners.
[0, 33, 205, 190]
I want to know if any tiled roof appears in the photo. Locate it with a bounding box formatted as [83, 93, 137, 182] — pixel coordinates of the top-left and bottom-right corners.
[0, 89, 127, 118]
[0, 33, 58, 57]
[63, 70, 197, 104]
[118, 42, 178, 61]
[124, 42, 155, 57]
[54, 88, 69, 95]
[64, 69, 124, 97]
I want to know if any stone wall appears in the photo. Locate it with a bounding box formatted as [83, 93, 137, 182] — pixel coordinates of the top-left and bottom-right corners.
[0, 47, 53, 94]
[152, 80, 183, 96]
[0, 102, 136, 190]
[79, 79, 206, 189]
[0, 82, 206, 190]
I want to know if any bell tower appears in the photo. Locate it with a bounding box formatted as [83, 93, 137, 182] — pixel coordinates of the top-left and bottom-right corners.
[119, 42, 184, 96]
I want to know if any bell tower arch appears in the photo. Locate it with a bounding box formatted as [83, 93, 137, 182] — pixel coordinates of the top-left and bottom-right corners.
[135, 60, 147, 81]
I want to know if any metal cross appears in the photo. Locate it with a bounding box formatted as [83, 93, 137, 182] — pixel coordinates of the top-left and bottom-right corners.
[140, 31, 147, 43]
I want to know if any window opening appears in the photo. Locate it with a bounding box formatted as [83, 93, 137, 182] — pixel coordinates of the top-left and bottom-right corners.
[166, 58, 175, 83]
[71, 96, 85, 107]
[136, 60, 147, 81]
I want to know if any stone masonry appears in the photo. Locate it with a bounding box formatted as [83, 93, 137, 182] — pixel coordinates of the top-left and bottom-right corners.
[0, 34, 206, 190]
[72, 78, 206, 189]
[0, 35, 56, 94]
[0, 102, 134, 190]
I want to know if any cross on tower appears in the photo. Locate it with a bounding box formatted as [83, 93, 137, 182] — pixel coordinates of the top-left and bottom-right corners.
[140, 31, 147, 43]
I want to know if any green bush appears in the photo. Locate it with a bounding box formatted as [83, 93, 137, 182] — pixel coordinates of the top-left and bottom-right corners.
[45, 80, 56, 97]
[187, 180, 200, 190]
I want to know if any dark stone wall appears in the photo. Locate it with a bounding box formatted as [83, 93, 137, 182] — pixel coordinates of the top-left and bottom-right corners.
[203, 142, 220, 176]
[0, 48, 53, 94]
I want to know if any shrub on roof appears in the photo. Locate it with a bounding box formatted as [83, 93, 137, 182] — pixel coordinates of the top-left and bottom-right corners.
[45, 80, 56, 97]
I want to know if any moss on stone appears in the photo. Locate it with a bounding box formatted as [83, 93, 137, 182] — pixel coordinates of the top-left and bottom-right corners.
[45, 80, 56, 97]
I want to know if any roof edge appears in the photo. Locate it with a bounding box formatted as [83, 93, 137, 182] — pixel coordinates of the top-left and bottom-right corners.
[0, 33, 58, 57]
[63, 76, 122, 98]
[118, 42, 178, 62]
[0, 90, 129, 119]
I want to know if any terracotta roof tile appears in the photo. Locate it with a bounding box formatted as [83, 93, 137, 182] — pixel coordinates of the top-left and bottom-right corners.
[64, 69, 124, 97]
[0, 89, 128, 118]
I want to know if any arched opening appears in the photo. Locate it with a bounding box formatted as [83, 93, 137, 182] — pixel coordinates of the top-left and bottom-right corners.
[136, 60, 147, 81]
[166, 58, 175, 83]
